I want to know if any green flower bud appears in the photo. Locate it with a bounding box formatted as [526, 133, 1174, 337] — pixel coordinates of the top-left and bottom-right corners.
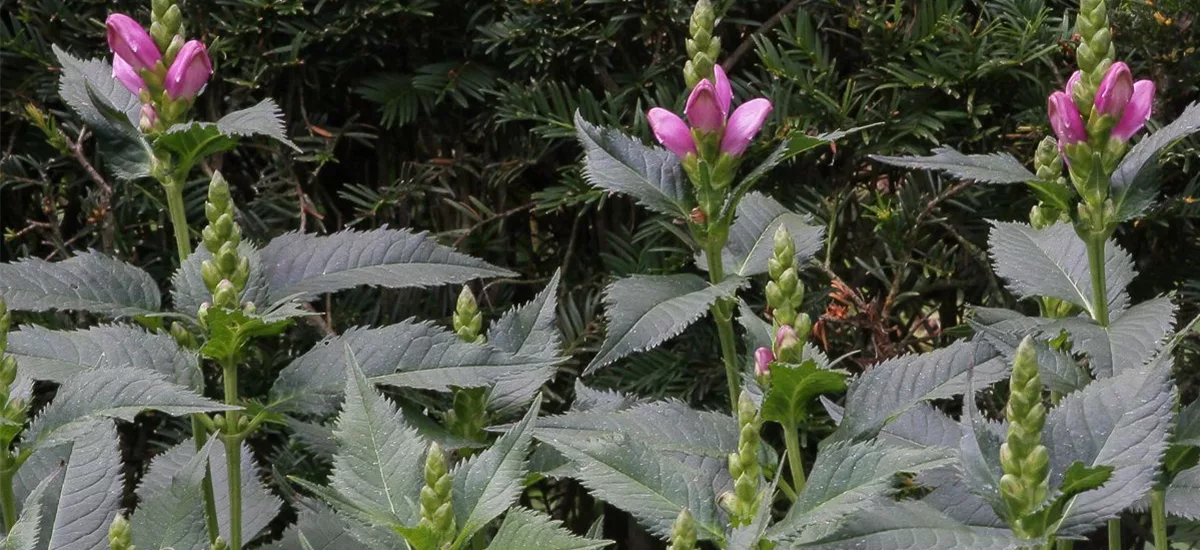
[723, 391, 761, 526]
[152, 0, 172, 16]
[211, 537, 228, 550]
[3, 398, 26, 425]
[108, 514, 135, 550]
[213, 279, 239, 310]
[999, 337, 1050, 538]
[0, 356, 18, 389]
[149, 21, 173, 53]
[170, 321, 198, 349]
[683, 0, 721, 87]
[453, 286, 484, 344]
[418, 442, 456, 545]
[201, 260, 222, 292]
[1033, 137, 1063, 182]
[1074, 0, 1116, 108]
[667, 508, 697, 550]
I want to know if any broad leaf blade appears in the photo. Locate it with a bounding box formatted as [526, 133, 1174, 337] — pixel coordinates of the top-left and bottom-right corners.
[871, 146, 1036, 184]
[706, 192, 824, 277]
[1164, 465, 1200, 519]
[4, 469, 62, 550]
[584, 274, 745, 374]
[487, 508, 612, 550]
[1112, 102, 1200, 194]
[793, 501, 1022, 549]
[260, 229, 515, 303]
[487, 269, 563, 358]
[131, 439, 217, 550]
[6, 324, 201, 389]
[760, 360, 846, 427]
[1055, 296, 1176, 378]
[533, 400, 740, 459]
[0, 251, 160, 317]
[574, 111, 690, 218]
[970, 319, 1090, 395]
[266, 501, 370, 550]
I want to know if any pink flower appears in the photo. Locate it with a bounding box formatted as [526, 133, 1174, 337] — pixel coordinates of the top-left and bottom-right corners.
[1112, 79, 1155, 141]
[106, 14, 160, 71]
[165, 40, 213, 100]
[139, 104, 158, 131]
[1047, 91, 1086, 146]
[111, 55, 146, 95]
[1094, 62, 1133, 119]
[720, 98, 773, 156]
[754, 347, 774, 376]
[775, 325, 798, 350]
[1065, 71, 1082, 96]
[685, 80, 724, 133]
[648, 107, 697, 158]
[713, 64, 732, 119]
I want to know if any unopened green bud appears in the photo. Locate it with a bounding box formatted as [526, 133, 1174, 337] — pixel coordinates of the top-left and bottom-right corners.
[170, 322, 197, 349]
[724, 391, 761, 526]
[418, 442, 456, 544]
[999, 337, 1050, 535]
[149, 21, 173, 53]
[198, 302, 211, 326]
[217, 242, 239, 274]
[152, 0, 172, 16]
[667, 508, 697, 550]
[207, 172, 232, 221]
[1033, 137, 1063, 182]
[453, 286, 484, 343]
[211, 537, 228, 550]
[108, 514, 135, 550]
[162, 5, 182, 34]
[0, 356, 18, 388]
[213, 415, 226, 431]
[232, 257, 251, 291]
[794, 313, 812, 343]
[213, 279, 238, 310]
[683, 0, 721, 87]
[201, 260, 222, 292]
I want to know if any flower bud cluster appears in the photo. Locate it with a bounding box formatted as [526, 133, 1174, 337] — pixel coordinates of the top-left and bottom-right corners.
[683, 0, 720, 88]
[199, 172, 250, 315]
[417, 443, 456, 546]
[999, 337, 1051, 538]
[667, 508, 697, 550]
[0, 298, 27, 434]
[723, 391, 762, 526]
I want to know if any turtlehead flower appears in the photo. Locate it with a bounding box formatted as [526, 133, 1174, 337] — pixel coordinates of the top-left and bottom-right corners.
[1112, 79, 1154, 142]
[139, 104, 158, 131]
[165, 40, 212, 100]
[648, 64, 772, 159]
[111, 55, 146, 95]
[720, 98, 773, 157]
[106, 14, 161, 71]
[754, 347, 773, 377]
[1047, 91, 1087, 146]
[1066, 71, 1082, 96]
[1094, 62, 1133, 120]
[648, 108, 698, 158]
[685, 79, 724, 133]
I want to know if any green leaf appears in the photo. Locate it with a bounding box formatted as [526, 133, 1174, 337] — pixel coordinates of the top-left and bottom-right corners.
[768, 441, 954, 540]
[3, 469, 61, 550]
[584, 274, 745, 375]
[1175, 398, 1200, 448]
[1059, 461, 1114, 496]
[1044, 360, 1175, 535]
[131, 439, 217, 550]
[327, 352, 427, 527]
[1163, 465, 1200, 520]
[793, 501, 1022, 549]
[137, 440, 282, 543]
[970, 318, 1090, 395]
[487, 508, 612, 550]
[6, 324, 201, 390]
[830, 341, 1008, 441]
[871, 146, 1036, 184]
[988, 221, 1133, 318]
[702, 192, 824, 277]
[1054, 296, 1176, 378]
[271, 321, 559, 415]
[533, 400, 740, 459]
[570, 380, 644, 413]
[260, 228, 516, 303]
[159, 99, 300, 172]
[486, 270, 564, 412]
[11, 421, 123, 550]
[266, 501, 370, 550]
[451, 395, 542, 549]
[539, 433, 724, 542]
[760, 360, 846, 427]
[200, 306, 294, 361]
[27, 367, 235, 444]
[574, 111, 690, 218]
[1112, 102, 1200, 198]
[0, 251, 160, 317]
[171, 243, 272, 317]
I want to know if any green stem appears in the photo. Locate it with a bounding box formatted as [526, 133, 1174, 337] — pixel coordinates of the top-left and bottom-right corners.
[222, 357, 243, 550]
[1107, 518, 1120, 550]
[0, 450, 16, 534]
[164, 175, 192, 261]
[782, 422, 807, 494]
[1151, 488, 1168, 550]
[704, 234, 740, 412]
[194, 417, 220, 544]
[1084, 233, 1110, 326]
[1056, 541, 1073, 550]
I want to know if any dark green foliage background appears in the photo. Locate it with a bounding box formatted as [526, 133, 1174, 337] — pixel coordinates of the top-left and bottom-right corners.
[1, 0, 1197, 545]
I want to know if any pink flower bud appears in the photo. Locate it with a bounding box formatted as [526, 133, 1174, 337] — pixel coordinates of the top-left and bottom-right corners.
[139, 104, 158, 131]
[1047, 91, 1086, 146]
[1094, 62, 1133, 119]
[754, 347, 774, 376]
[165, 40, 213, 100]
[719, 98, 773, 156]
[106, 14, 161, 71]
[1112, 80, 1155, 142]
[1065, 70, 1082, 95]
[775, 325, 797, 350]
[111, 55, 146, 95]
[685, 80, 724, 133]
[713, 64, 732, 119]
[647, 107, 696, 158]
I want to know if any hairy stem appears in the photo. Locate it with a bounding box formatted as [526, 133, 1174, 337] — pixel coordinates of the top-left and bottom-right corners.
[222, 357, 243, 550]
[1151, 488, 1168, 550]
[782, 422, 807, 494]
[704, 236, 740, 413]
[1056, 541, 1074, 550]
[0, 450, 16, 534]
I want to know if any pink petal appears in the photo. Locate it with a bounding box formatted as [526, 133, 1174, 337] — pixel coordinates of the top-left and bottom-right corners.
[106, 13, 161, 71]
[111, 55, 147, 95]
[685, 80, 724, 133]
[647, 107, 696, 158]
[754, 347, 774, 376]
[1112, 80, 1155, 141]
[1065, 70, 1082, 95]
[720, 98, 773, 156]
[713, 64, 732, 118]
[1047, 91, 1086, 146]
[1094, 62, 1133, 119]
[165, 40, 213, 100]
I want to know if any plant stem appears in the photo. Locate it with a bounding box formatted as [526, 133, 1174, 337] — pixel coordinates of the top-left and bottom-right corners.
[704, 236, 741, 413]
[1107, 517, 1121, 550]
[1055, 540, 1073, 550]
[0, 449, 16, 534]
[222, 357, 243, 550]
[194, 416, 221, 543]
[782, 422, 807, 494]
[1151, 488, 1168, 550]
[164, 175, 192, 261]
[1084, 233, 1109, 327]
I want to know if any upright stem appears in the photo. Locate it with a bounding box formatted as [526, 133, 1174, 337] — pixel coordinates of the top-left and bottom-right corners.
[1084, 233, 1109, 327]
[1107, 517, 1121, 550]
[704, 237, 741, 413]
[161, 173, 221, 544]
[782, 422, 807, 494]
[222, 357, 243, 550]
[0, 449, 16, 533]
[1151, 488, 1168, 550]
[1056, 541, 1073, 550]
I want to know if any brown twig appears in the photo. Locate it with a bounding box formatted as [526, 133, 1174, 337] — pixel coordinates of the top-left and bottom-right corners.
[62, 127, 116, 253]
[722, 0, 804, 72]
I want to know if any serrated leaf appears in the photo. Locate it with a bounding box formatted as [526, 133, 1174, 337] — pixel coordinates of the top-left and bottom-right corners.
[768, 441, 954, 540]
[574, 111, 690, 218]
[1059, 461, 1114, 496]
[200, 306, 294, 361]
[533, 400, 740, 459]
[160, 99, 300, 171]
[6, 324, 201, 389]
[570, 380, 644, 413]
[486, 270, 564, 411]
[956, 385, 1009, 520]
[260, 229, 515, 303]
[1176, 398, 1200, 448]
[584, 274, 745, 374]
[451, 395, 541, 548]
[137, 440, 282, 543]
[970, 319, 1090, 395]
[0, 251, 160, 317]
[27, 367, 234, 444]
[826, 400, 965, 450]
[266, 501, 370, 550]
[1163, 465, 1200, 520]
[3, 469, 61, 550]
[793, 501, 1022, 549]
[760, 360, 846, 428]
[539, 433, 724, 542]
[1055, 296, 1176, 378]
[487, 508, 612, 550]
[1112, 102, 1200, 197]
[271, 321, 558, 415]
[1045, 361, 1175, 535]
[830, 341, 1008, 441]
[988, 221, 1133, 318]
[702, 192, 824, 277]
[171, 243, 271, 317]
[131, 439, 217, 550]
[11, 422, 122, 550]
[871, 146, 1036, 184]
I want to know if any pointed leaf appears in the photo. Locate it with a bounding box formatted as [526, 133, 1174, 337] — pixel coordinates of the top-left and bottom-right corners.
[585, 274, 745, 375]
[131, 439, 217, 550]
[794, 501, 1022, 549]
[0, 251, 160, 317]
[1163, 465, 1200, 519]
[533, 400, 740, 459]
[871, 147, 1036, 184]
[703, 192, 824, 277]
[1055, 296, 1176, 378]
[52, 46, 151, 179]
[487, 508, 612, 550]
[161, 99, 299, 165]
[487, 269, 563, 358]
[3, 469, 61, 550]
[574, 111, 689, 218]
[1112, 102, 1200, 194]
[6, 324, 201, 389]
[971, 317, 1090, 394]
[260, 228, 516, 303]
[760, 360, 847, 427]
[1059, 461, 1114, 496]
[266, 501, 370, 550]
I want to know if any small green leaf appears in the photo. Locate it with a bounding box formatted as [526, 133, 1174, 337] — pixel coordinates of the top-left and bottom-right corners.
[200, 307, 293, 361]
[702, 193, 824, 277]
[1059, 461, 1114, 496]
[760, 360, 846, 427]
[159, 99, 300, 174]
[131, 439, 217, 550]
